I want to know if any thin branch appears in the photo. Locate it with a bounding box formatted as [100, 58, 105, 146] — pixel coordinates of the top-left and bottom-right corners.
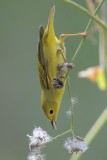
[50, 129, 71, 142]
[67, 77, 74, 135]
[60, 0, 107, 30]
[71, 0, 105, 62]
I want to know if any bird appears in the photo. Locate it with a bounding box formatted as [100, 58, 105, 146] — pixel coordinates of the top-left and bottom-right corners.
[37, 6, 88, 129]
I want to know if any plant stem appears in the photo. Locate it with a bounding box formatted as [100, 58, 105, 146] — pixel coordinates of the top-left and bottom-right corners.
[100, 2, 107, 91]
[60, 0, 107, 30]
[50, 129, 71, 142]
[65, 0, 105, 136]
[67, 77, 74, 135]
[70, 108, 107, 160]
[71, 0, 105, 63]
[85, 0, 99, 18]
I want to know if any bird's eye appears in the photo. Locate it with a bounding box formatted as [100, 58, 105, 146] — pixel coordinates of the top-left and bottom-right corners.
[50, 109, 53, 114]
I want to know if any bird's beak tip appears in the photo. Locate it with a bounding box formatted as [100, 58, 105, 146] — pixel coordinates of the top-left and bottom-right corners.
[51, 120, 57, 130]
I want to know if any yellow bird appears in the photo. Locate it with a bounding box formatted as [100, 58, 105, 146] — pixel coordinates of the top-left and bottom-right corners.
[37, 6, 88, 129]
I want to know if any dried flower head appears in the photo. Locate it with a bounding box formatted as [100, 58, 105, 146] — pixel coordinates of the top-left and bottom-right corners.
[78, 66, 100, 82]
[64, 136, 88, 153]
[78, 66, 106, 90]
[27, 127, 51, 152]
[27, 153, 45, 160]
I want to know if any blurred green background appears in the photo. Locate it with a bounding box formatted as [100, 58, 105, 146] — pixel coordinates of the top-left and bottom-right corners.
[0, 0, 107, 160]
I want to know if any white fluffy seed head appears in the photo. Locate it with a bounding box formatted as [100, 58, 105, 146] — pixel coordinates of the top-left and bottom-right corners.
[71, 97, 78, 105]
[27, 127, 51, 152]
[64, 136, 88, 153]
[66, 97, 78, 116]
[27, 153, 45, 160]
[66, 110, 71, 116]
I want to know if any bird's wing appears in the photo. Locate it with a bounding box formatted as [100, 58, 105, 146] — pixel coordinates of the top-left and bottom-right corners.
[37, 25, 49, 89]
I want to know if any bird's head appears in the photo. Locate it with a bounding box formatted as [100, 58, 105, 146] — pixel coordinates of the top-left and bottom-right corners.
[41, 93, 60, 129]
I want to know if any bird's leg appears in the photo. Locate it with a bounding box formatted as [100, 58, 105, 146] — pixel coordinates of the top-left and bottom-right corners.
[53, 47, 74, 89]
[56, 48, 66, 63]
[52, 49, 65, 89]
[60, 32, 89, 42]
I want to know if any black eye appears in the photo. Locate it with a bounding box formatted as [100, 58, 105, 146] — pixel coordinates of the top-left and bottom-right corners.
[50, 109, 53, 114]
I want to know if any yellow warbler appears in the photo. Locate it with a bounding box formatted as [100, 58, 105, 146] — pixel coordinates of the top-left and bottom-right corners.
[37, 6, 88, 129]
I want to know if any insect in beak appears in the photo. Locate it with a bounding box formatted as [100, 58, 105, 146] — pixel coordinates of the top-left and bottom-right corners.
[51, 119, 57, 130]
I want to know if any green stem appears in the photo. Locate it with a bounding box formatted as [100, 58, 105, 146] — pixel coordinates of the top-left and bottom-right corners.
[50, 129, 71, 142]
[100, 2, 107, 91]
[70, 108, 107, 160]
[65, 0, 105, 137]
[60, 0, 107, 30]
[99, 28, 107, 91]
[71, 0, 106, 63]
[67, 77, 74, 135]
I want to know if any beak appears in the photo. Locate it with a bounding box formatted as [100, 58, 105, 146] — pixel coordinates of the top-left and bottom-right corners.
[51, 119, 57, 130]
